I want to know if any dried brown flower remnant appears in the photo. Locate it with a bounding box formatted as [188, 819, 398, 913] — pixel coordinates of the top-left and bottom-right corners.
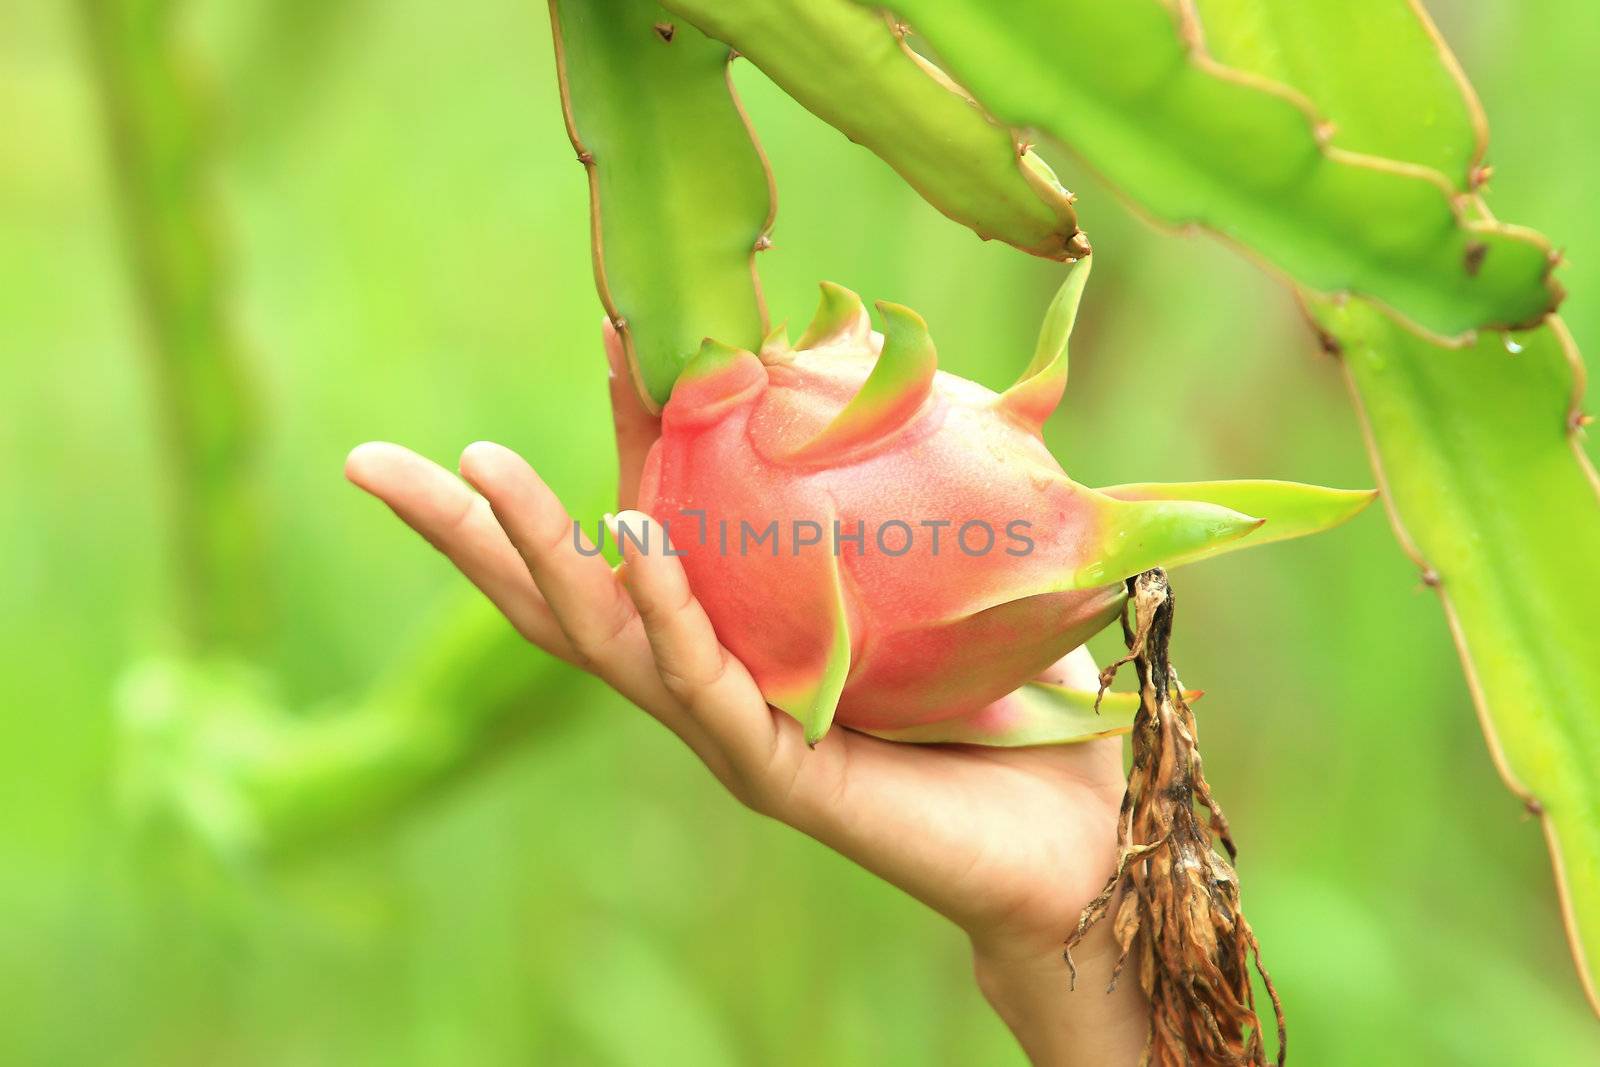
[1070, 569, 1286, 1066]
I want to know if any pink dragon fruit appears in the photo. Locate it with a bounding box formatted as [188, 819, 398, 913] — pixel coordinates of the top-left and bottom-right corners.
[633, 260, 1372, 745]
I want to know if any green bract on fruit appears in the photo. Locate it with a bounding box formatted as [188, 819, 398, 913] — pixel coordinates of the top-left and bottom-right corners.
[635, 259, 1373, 745]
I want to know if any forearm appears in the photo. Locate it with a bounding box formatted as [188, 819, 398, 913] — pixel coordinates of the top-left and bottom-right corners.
[972, 927, 1149, 1067]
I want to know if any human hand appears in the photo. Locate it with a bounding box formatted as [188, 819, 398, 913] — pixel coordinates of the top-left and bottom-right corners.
[344, 324, 1148, 1065]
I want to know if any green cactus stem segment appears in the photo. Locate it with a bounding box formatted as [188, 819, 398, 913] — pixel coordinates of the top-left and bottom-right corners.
[1309, 295, 1600, 1014]
[1192, 0, 1486, 187]
[865, 0, 1561, 337]
[549, 0, 775, 409]
[1183, 1, 1595, 1008]
[659, 0, 1086, 259]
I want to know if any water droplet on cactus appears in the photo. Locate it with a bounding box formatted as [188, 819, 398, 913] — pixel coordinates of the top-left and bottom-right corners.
[1504, 333, 1525, 355]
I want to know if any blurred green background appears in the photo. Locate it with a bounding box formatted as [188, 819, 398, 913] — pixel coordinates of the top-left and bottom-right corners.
[4, 0, 1599, 1062]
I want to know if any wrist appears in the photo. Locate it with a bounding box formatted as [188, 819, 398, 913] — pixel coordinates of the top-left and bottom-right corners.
[970, 923, 1148, 1067]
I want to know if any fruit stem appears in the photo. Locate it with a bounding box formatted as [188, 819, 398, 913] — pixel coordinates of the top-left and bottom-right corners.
[1069, 568, 1287, 1065]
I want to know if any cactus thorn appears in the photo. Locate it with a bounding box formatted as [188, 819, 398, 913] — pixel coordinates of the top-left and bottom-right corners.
[1067, 232, 1092, 258]
[1312, 325, 1343, 358]
[1313, 120, 1337, 146]
[753, 235, 773, 252]
[577, 150, 594, 166]
[1463, 242, 1488, 277]
[1571, 411, 1594, 431]
[653, 22, 675, 42]
[1470, 164, 1494, 189]
[1525, 796, 1546, 817]
[1420, 567, 1441, 588]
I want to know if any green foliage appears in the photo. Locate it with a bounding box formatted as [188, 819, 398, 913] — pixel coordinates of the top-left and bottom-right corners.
[80, 0, 580, 865]
[660, 0, 1084, 259]
[550, 0, 774, 408]
[865, 0, 1560, 338]
[119, 598, 573, 857]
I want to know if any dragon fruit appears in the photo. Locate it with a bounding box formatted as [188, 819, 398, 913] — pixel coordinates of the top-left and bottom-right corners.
[633, 260, 1372, 745]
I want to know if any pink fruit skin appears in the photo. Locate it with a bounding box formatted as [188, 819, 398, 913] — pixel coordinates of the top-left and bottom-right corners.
[636, 336, 1124, 735]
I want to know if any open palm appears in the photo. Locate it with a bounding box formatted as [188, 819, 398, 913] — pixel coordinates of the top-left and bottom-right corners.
[345, 327, 1146, 1061]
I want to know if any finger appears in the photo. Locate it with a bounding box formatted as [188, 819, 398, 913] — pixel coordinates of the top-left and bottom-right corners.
[457, 441, 658, 691]
[603, 318, 661, 510]
[613, 511, 775, 769]
[454, 442, 744, 775]
[344, 441, 576, 660]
